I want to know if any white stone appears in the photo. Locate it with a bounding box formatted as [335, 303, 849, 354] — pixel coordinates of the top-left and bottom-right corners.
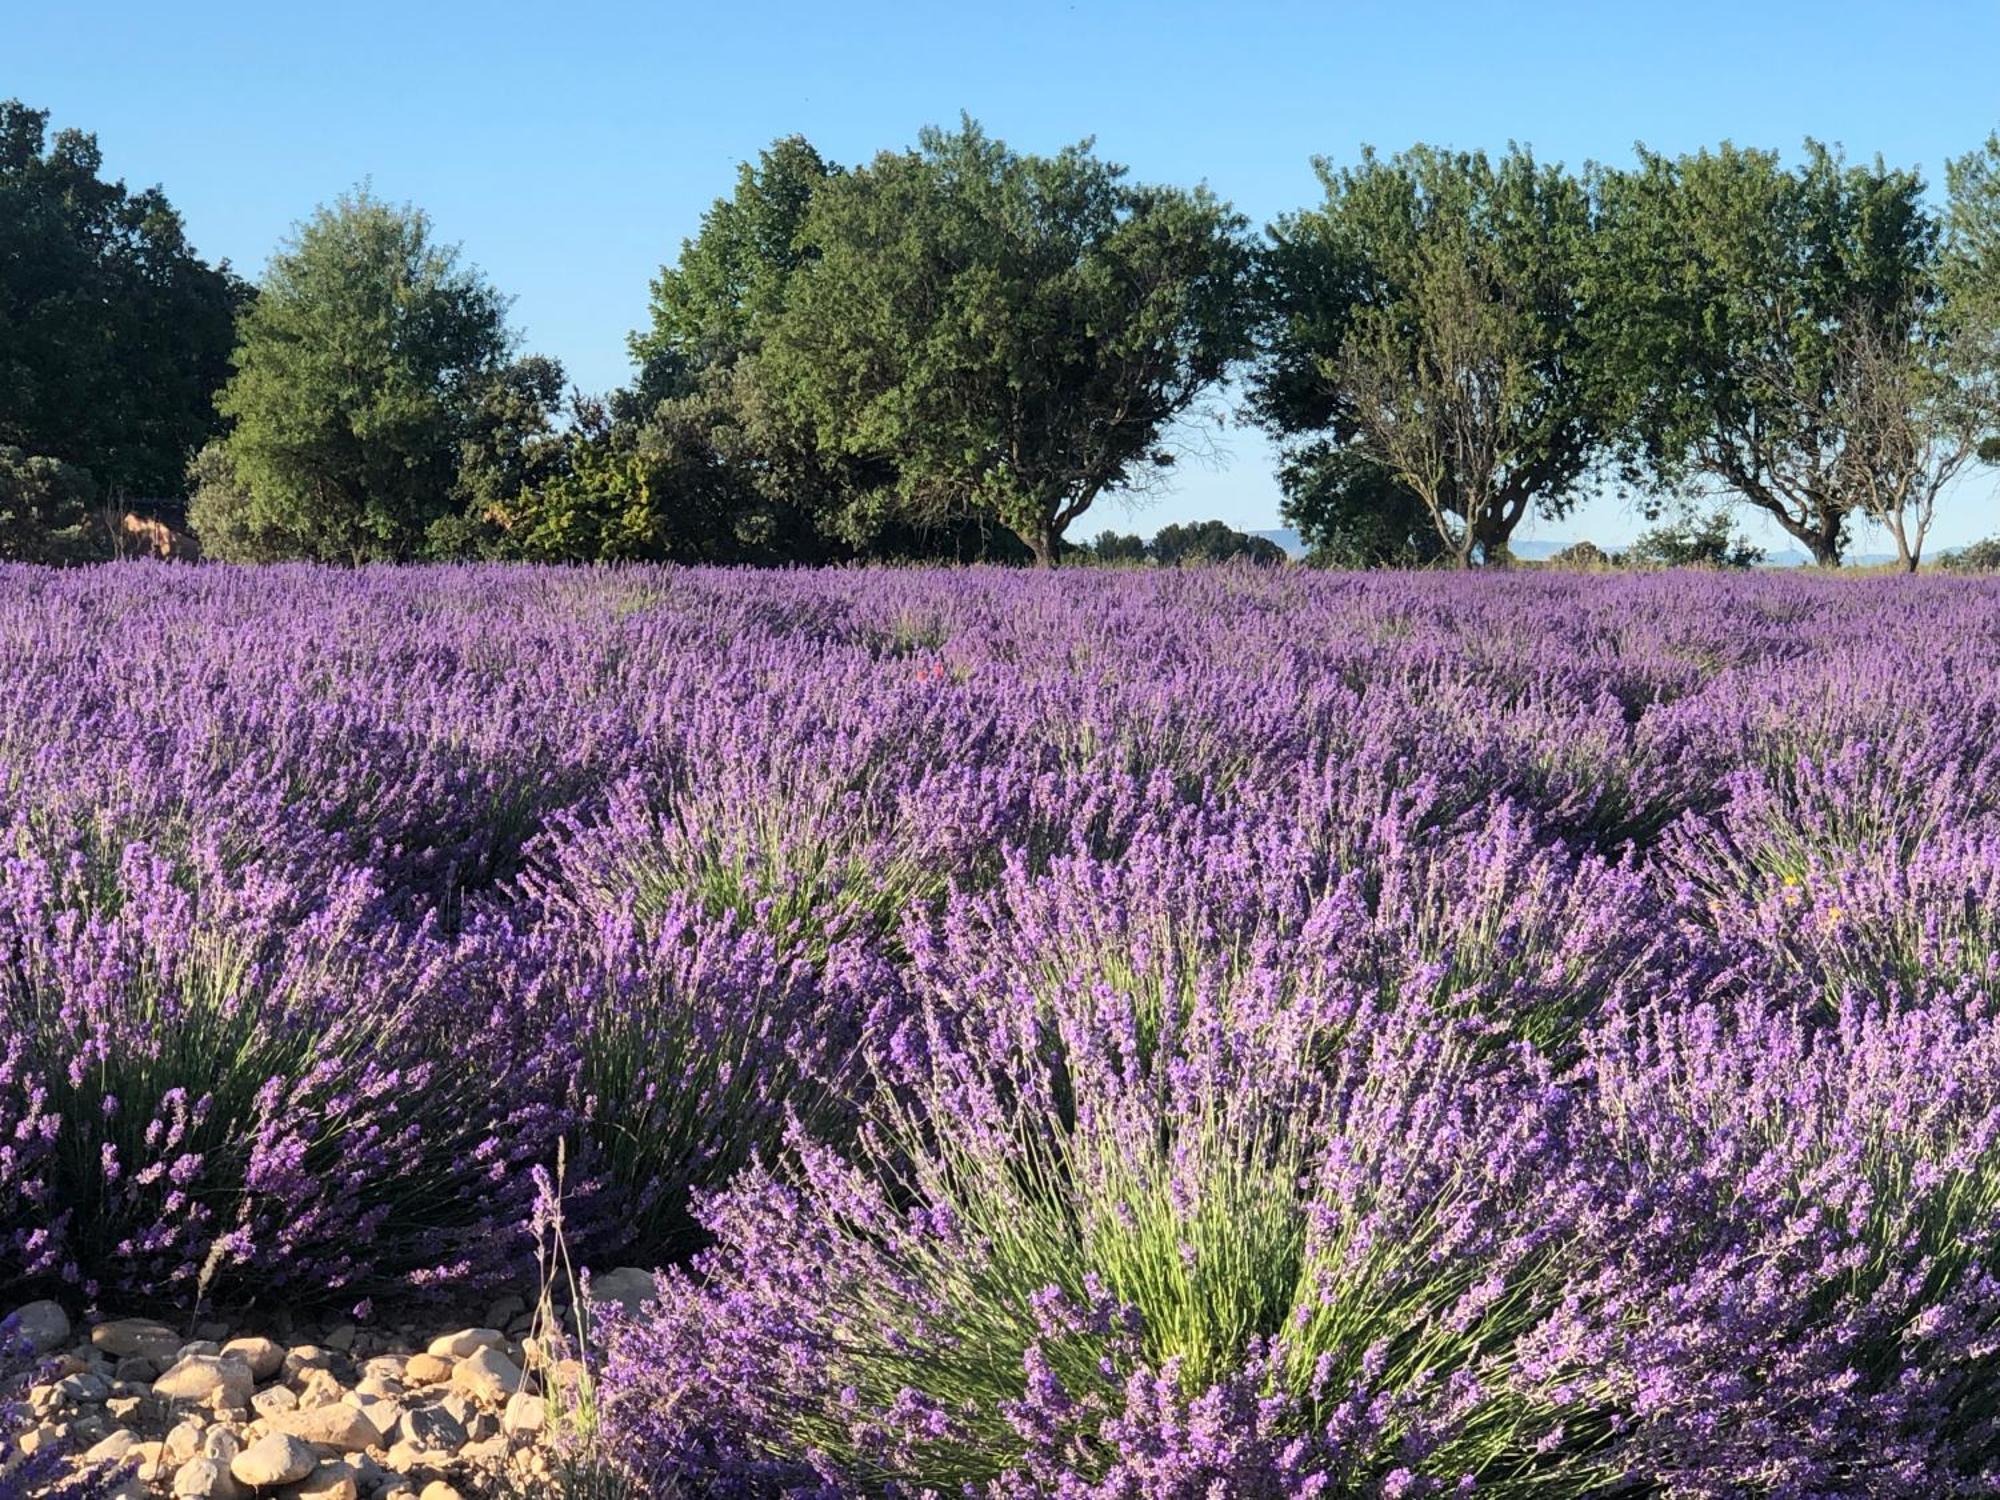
[402, 1353, 452, 1385]
[294, 1462, 361, 1500]
[356, 1395, 404, 1439]
[502, 1392, 545, 1435]
[220, 1336, 284, 1380]
[131, 1439, 170, 1481]
[424, 1328, 503, 1360]
[251, 1384, 300, 1419]
[266, 1402, 382, 1452]
[588, 1267, 658, 1318]
[83, 1427, 138, 1462]
[396, 1401, 466, 1455]
[172, 1457, 243, 1500]
[230, 1431, 316, 1487]
[283, 1345, 335, 1381]
[153, 1354, 254, 1407]
[448, 1344, 522, 1404]
[95, 1320, 157, 1357]
[461, 1433, 508, 1464]
[164, 1420, 205, 1463]
[7, 1299, 70, 1354]
[58, 1371, 109, 1402]
[201, 1426, 240, 1463]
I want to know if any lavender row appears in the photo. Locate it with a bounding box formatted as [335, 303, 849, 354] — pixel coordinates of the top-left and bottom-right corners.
[4, 563, 2000, 1493]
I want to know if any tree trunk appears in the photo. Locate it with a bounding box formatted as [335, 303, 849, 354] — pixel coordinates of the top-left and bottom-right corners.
[1025, 525, 1056, 569]
[1730, 480, 1844, 569]
[1887, 519, 1917, 573]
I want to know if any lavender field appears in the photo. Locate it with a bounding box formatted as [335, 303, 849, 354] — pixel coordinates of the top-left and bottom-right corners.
[7, 562, 2000, 1495]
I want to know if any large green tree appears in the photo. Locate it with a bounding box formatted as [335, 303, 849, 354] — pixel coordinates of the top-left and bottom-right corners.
[1147, 519, 1286, 566]
[760, 119, 1253, 566]
[0, 100, 242, 501]
[630, 135, 837, 403]
[612, 136, 871, 558]
[210, 190, 515, 562]
[1589, 142, 1941, 567]
[1256, 144, 1601, 568]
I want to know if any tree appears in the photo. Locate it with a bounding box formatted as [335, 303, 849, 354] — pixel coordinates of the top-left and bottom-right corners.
[1824, 304, 1990, 571]
[486, 383, 831, 565]
[1084, 530, 1149, 564]
[431, 354, 573, 558]
[1941, 536, 2000, 572]
[1257, 144, 1600, 568]
[1148, 519, 1286, 566]
[1279, 442, 1447, 568]
[1590, 142, 1938, 567]
[0, 100, 243, 500]
[761, 119, 1253, 566]
[0, 446, 95, 562]
[630, 136, 837, 401]
[617, 136, 870, 556]
[1623, 508, 1765, 569]
[210, 190, 513, 562]
[1547, 539, 1611, 570]
[185, 441, 286, 563]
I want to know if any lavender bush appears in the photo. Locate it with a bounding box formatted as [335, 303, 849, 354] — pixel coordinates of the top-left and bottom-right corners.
[6, 563, 2000, 1491]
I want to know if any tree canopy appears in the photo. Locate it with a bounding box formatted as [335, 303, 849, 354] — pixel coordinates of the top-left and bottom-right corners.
[1257, 144, 1601, 567]
[759, 119, 1253, 565]
[1279, 442, 1447, 568]
[1148, 519, 1286, 566]
[1589, 142, 1945, 567]
[0, 446, 95, 562]
[630, 135, 837, 402]
[5, 95, 1999, 574]
[211, 190, 517, 562]
[0, 100, 242, 500]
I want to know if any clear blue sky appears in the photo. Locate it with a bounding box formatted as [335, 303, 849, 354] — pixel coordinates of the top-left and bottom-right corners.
[15, 0, 2000, 553]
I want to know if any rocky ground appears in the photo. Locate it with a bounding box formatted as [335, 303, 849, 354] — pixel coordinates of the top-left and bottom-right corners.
[3, 1270, 656, 1499]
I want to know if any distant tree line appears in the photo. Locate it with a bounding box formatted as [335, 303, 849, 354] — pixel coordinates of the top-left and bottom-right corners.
[7, 97, 2000, 570]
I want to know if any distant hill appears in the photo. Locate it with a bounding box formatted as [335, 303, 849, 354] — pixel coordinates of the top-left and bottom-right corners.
[1244, 529, 1908, 569]
[1251, 528, 1304, 557]
[1758, 550, 1896, 567]
[1507, 539, 1565, 560]
[1250, 529, 1568, 562]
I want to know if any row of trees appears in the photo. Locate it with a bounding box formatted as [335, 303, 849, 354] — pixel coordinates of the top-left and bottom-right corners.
[1268, 141, 2000, 570]
[188, 124, 1249, 568]
[7, 98, 2000, 568]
